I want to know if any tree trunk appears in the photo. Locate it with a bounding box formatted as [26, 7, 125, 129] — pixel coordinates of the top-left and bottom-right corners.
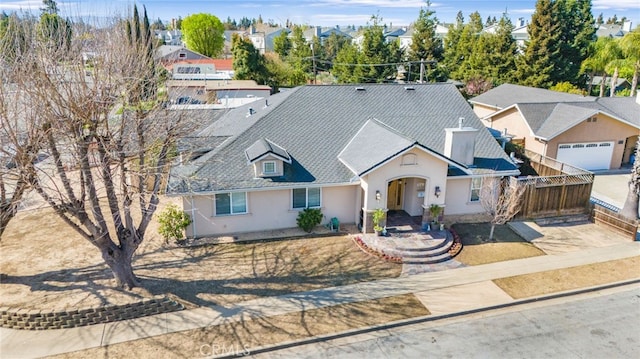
[630, 62, 638, 98]
[620, 182, 639, 220]
[101, 246, 140, 290]
[599, 73, 607, 97]
[621, 139, 640, 220]
[610, 67, 619, 97]
[489, 223, 496, 241]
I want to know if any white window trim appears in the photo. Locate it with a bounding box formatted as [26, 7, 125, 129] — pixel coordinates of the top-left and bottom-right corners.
[263, 161, 276, 175]
[214, 192, 248, 216]
[292, 187, 322, 209]
[469, 177, 482, 202]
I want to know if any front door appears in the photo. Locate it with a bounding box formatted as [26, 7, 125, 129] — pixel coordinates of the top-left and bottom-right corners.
[387, 179, 404, 210]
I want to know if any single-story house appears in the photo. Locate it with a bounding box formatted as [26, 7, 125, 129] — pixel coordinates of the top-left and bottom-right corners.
[470, 84, 640, 171]
[166, 79, 271, 105]
[167, 84, 519, 238]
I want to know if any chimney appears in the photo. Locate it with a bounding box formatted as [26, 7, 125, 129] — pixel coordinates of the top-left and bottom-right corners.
[444, 117, 479, 166]
[623, 21, 632, 32]
[636, 91, 640, 105]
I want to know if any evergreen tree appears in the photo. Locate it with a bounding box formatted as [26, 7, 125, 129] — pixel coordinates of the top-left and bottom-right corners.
[321, 32, 350, 70]
[489, 15, 518, 84]
[272, 29, 291, 58]
[408, 3, 444, 82]
[359, 15, 401, 82]
[449, 11, 483, 81]
[231, 33, 269, 84]
[515, 0, 558, 88]
[551, 0, 595, 86]
[332, 42, 363, 83]
[124, 5, 157, 102]
[443, 11, 464, 76]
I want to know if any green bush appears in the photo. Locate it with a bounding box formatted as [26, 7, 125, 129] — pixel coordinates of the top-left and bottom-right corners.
[372, 208, 385, 232]
[157, 204, 192, 243]
[296, 208, 323, 233]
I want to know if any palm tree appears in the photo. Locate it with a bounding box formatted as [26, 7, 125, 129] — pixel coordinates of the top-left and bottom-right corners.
[618, 28, 640, 97]
[581, 37, 620, 96]
[621, 139, 640, 220]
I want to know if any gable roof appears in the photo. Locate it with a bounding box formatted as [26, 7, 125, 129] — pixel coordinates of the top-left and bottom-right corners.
[475, 84, 640, 141]
[470, 83, 595, 109]
[168, 84, 517, 194]
[245, 138, 291, 163]
[338, 119, 415, 176]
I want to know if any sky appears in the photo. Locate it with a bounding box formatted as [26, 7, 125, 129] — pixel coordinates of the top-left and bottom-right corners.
[1, 0, 639, 29]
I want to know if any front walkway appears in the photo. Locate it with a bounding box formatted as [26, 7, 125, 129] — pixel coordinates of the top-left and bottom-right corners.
[2, 242, 638, 358]
[361, 210, 466, 275]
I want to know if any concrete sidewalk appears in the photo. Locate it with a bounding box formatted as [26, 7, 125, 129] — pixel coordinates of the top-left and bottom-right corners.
[1, 242, 639, 359]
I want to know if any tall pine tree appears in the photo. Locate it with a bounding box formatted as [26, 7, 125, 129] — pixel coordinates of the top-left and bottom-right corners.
[516, 0, 558, 88]
[408, 3, 444, 82]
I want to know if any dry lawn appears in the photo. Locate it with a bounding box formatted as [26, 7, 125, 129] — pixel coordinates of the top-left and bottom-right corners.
[51, 294, 429, 359]
[0, 206, 401, 310]
[494, 256, 640, 299]
[453, 223, 546, 265]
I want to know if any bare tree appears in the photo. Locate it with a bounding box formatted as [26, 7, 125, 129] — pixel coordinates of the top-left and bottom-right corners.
[621, 139, 639, 220]
[1, 12, 191, 289]
[479, 176, 526, 241]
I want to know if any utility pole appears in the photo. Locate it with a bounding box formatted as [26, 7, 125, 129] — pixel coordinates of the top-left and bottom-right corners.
[419, 58, 425, 83]
[312, 45, 317, 84]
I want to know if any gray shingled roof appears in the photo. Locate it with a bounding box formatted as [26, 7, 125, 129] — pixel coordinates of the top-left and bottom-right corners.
[245, 138, 291, 163]
[168, 84, 518, 194]
[470, 83, 596, 109]
[472, 84, 640, 141]
[338, 119, 415, 176]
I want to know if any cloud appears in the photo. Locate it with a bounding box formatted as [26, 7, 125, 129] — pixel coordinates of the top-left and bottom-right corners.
[0, 0, 42, 10]
[593, 0, 640, 10]
[310, 0, 425, 9]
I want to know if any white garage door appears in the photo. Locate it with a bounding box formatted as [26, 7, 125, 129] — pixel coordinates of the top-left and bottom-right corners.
[556, 142, 614, 170]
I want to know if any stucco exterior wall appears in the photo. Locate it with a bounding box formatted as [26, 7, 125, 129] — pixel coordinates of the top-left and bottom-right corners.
[360, 148, 448, 230]
[472, 103, 501, 119]
[546, 114, 638, 169]
[443, 177, 484, 215]
[484, 107, 546, 155]
[183, 185, 358, 238]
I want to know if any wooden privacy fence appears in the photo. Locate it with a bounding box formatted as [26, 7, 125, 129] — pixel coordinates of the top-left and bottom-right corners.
[592, 204, 639, 241]
[512, 150, 594, 218]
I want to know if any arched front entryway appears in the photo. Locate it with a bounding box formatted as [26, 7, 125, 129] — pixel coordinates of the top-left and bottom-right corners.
[385, 177, 431, 222]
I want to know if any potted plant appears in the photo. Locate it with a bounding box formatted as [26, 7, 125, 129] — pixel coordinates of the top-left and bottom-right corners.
[372, 208, 385, 235]
[429, 204, 443, 225]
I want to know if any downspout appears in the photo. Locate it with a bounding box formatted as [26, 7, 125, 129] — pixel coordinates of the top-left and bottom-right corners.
[190, 194, 196, 239]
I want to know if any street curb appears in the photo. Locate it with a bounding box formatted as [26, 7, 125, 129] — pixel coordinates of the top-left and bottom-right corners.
[213, 278, 640, 359]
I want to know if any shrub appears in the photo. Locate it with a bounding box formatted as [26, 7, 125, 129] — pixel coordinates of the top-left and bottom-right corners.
[157, 204, 192, 243]
[372, 208, 385, 232]
[296, 208, 323, 233]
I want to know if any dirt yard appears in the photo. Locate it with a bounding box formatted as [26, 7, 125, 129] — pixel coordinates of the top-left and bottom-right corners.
[0, 205, 401, 311]
[452, 223, 546, 265]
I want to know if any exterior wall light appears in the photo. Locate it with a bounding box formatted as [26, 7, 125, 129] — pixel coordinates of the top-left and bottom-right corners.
[375, 190, 381, 202]
[434, 186, 441, 198]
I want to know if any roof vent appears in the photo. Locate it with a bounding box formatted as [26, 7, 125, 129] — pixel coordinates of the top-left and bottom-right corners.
[355, 87, 365, 91]
[264, 99, 269, 108]
[458, 117, 464, 129]
[404, 86, 415, 91]
[246, 107, 255, 117]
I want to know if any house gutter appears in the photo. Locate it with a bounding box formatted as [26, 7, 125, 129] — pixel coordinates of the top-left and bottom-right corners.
[166, 180, 362, 197]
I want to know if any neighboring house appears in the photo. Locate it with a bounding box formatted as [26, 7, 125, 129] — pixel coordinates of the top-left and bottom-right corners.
[155, 45, 211, 65]
[596, 21, 633, 38]
[303, 26, 352, 45]
[167, 84, 519, 238]
[166, 61, 232, 81]
[154, 29, 182, 46]
[591, 76, 632, 94]
[166, 79, 271, 105]
[470, 84, 640, 171]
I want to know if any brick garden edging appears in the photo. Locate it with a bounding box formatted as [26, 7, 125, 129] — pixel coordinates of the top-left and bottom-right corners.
[0, 296, 184, 330]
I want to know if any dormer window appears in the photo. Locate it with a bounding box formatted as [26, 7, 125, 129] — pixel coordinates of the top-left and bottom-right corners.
[263, 161, 276, 175]
[245, 138, 291, 178]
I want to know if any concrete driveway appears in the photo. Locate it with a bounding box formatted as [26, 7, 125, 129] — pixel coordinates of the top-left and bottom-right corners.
[591, 171, 631, 211]
[509, 220, 633, 255]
